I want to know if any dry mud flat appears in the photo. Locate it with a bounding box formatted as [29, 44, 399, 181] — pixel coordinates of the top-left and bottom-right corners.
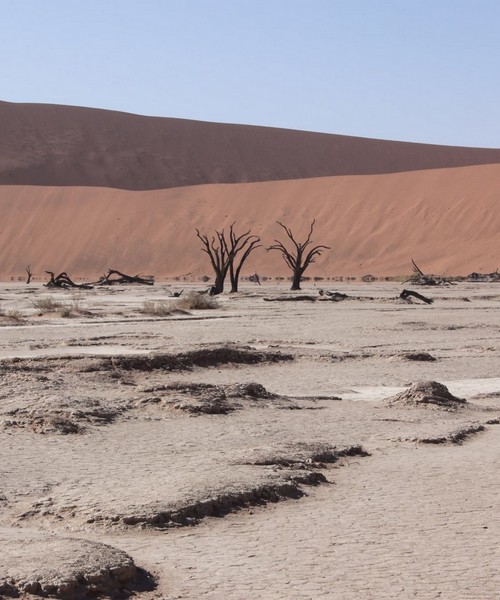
[0, 282, 500, 599]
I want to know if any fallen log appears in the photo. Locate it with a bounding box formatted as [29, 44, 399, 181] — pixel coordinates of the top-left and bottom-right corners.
[45, 271, 93, 289]
[400, 289, 434, 305]
[95, 269, 154, 286]
[404, 259, 452, 286]
[318, 290, 349, 301]
[263, 295, 317, 302]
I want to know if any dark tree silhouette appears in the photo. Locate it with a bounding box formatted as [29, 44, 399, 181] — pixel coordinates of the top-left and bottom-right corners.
[267, 220, 329, 290]
[196, 228, 231, 295]
[196, 224, 260, 294]
[44, 271, 93, 289]
[228, 226, 261, 292]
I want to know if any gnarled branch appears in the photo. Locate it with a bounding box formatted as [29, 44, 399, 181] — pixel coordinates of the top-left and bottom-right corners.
[267, 220, 329, 290]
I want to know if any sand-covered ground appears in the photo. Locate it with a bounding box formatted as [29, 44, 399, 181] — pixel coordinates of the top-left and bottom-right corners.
[1, 281, 499, 599]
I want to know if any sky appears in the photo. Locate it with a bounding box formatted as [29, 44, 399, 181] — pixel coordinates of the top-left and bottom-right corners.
[2, 0, 500, 147]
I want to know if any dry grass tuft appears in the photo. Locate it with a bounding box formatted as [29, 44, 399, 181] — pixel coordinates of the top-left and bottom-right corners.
[174, 291, 219, 310]
[32, 296, 63, 312]
[138, 300, 188, 316]
[0, 308, 24, 321]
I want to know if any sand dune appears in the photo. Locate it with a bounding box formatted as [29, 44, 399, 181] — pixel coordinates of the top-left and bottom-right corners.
[2, 101, 500, 190]
[1, 163, 499, 280]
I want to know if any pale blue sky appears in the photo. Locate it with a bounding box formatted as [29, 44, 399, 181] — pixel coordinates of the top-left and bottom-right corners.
[2, 0, 500, 146]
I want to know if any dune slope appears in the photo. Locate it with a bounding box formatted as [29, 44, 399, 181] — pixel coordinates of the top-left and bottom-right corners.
[2, 101, 500, 190]
[0, 164, 498, 280]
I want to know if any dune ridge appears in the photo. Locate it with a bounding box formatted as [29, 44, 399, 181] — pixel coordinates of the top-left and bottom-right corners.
[2, 101, 500, 190]
[1, 163, 499, 280]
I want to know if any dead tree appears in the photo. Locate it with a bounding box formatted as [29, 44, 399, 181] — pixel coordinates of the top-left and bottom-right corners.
[26, 265, 33, 284]
[196, 223, 261, 294]
[405, 259, 450, 286]
[228, 225, 261, 293]
[45, 271, 93, 289]
[196, 229, 230, 295]
[95, 269, 154, 286]
[267, 220, 329, 290]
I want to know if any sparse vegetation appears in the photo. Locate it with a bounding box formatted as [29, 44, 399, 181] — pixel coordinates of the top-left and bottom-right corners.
[32, 296, 64, 312]
[174, 291, 219, 310]
[138, 293, 218, 316]
[0, 308, 24, 321]
[138, 300, 181, 316]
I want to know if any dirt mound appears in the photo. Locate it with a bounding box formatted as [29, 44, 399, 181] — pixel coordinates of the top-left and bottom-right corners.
[2, 398, 126, 434]
[164, 383, 234, 415]
[117, 480, 318, 528]
[245, 443, 369, 468]
[138, 381, 286, 415]
[88, 346, 294, 373]
[226, 382, 275, 398]
[394, 352, 437, 362]
[0, 534, 150, 598]
[414, 424, 485, 445]
[384, 381, 466, 409]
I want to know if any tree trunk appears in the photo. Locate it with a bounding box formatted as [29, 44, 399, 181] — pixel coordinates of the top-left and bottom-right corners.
[230, 262, 242, 293]
[213, 272, 225, 295]
[229, 262, 237, 293]
[291, 271, 302, 290]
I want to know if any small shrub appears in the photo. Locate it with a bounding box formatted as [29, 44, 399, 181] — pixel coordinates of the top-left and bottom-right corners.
[32, 297, 63, 312]
[68, 292, 84, 312]
[174, 291, 219, 310]
[6, 309, 23, 321]
[138, 300, 178, 316]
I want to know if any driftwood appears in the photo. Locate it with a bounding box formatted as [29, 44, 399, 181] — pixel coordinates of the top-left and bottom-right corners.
[466, 270, 500, 283]
[45, 272, 93, 289]
[318, 290, 349, 301]
[400, 289, 434, 305]
[405, 259, 451, 286]
[263, 295, 317, 302]
[95, 270, 154, 286]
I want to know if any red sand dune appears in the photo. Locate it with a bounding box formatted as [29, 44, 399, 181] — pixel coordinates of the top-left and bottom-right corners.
[3, 101, 500, 191]
[1, 164, 499, 280]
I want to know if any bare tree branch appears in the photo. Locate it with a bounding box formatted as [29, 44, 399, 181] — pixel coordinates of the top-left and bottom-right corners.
[267, 220, 329, 290]
[196, 223, 261, 294]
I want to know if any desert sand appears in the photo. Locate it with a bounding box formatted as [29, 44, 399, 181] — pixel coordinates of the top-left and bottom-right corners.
[1, 281, 499, 599]
[3, 101, 500, 190]
[1, 101, 499, 281]
[1, 102, 500, 598]
[1, 162, 500, 281]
